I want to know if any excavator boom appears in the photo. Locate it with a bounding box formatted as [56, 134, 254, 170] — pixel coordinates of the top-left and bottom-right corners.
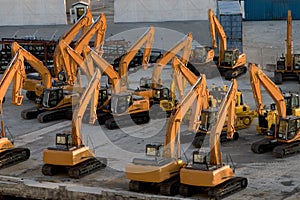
[72, 70, 101, 146]
[209, 79, 237, 165]
[119, 26, 155, 87]
[11, 42, 52, 90]
[164, 74, 208, 158]
[152, 33, 193, 88]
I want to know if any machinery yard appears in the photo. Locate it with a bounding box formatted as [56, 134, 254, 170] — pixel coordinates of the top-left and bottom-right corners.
[0, 1, 300, 200]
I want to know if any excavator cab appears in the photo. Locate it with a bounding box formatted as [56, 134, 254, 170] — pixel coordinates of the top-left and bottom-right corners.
[284, 93, 300, 115]
[98, 87, 109, 107]
[276, 116, 300, 141]
[111, 93, 133, 114]
[153, 87, 170, 101]
[145, 144, 163, 157]
[55, 133, 72, 150]
[192, 151, 209, 166]
[40, 88, 64, 108]
[222, 49, 239, 67]
[139, 77, 152, 89]
[199, 108, 218, 132]
[293, 54, 300, 70]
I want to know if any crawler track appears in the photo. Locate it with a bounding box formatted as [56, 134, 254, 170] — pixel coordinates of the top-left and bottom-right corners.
[273, 141, 300, 158]
[207, 177, 248, 199]
[251, 138, 278, 154]
[42, 157, 107, 178]
[0, 148, 30, 169]
[105, 112, 150, 129]
[129, 175, 180, 196]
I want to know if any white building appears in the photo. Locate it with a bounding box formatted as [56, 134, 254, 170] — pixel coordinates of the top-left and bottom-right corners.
[114, 0, 217, 23]
[0, 0, 67, 26]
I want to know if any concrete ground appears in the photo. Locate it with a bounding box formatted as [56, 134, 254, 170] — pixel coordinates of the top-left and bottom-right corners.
[0, 3, 300, 200]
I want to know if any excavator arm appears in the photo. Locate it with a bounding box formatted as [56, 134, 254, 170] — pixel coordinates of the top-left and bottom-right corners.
[71, 69, 101, 147]
[0, 52, 26, 106]
[172, 57, 210, 131]
[208, 8, 227, 61]
[54, 9, 93, 76]
[164, 74, 208, 158]
[89, 48, 122, 94]
[285, 10, 293, 69]
[11, 42, 52, 90]
[249, 63, 286, 118]
[0, 51, 26, 137]
[152, 33, 193, 88]
[209, 79, 237, 166]
[119, 26, 155, 87]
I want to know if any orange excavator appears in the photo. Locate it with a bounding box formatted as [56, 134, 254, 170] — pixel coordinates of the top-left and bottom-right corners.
[179, 79, 248, 199]
[0, 48, 30, 169]
[274, 10, 300, 84]
[249, 63, 300, 157]
[42, 69, 107, 178]
[126, 74, 208, 196]
[208, 8, 247, 80]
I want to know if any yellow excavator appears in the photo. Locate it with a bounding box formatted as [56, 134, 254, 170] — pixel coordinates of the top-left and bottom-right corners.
[172, 57, 255, 147]
[208, 8, 247, 80]
[126, 74, 208, 196]
[0, 49, 30, 169]
[42, 69, 107, 178]
[249, 63, 300, 157]
[274, 10, 300, 84]
[179, 79, 248, 199]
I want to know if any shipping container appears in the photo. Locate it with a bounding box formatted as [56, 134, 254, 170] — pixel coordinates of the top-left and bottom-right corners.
[217, 1, 243, 52]
[245, 0, 300, 21]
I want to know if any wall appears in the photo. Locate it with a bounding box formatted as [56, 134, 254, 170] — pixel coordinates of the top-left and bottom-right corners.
[0, 0, 67, 25]
[114, 0, 217, 23]
[245, 0, 300, 21]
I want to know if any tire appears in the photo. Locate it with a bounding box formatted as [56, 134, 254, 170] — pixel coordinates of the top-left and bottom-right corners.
[274, 72, 282, 84]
